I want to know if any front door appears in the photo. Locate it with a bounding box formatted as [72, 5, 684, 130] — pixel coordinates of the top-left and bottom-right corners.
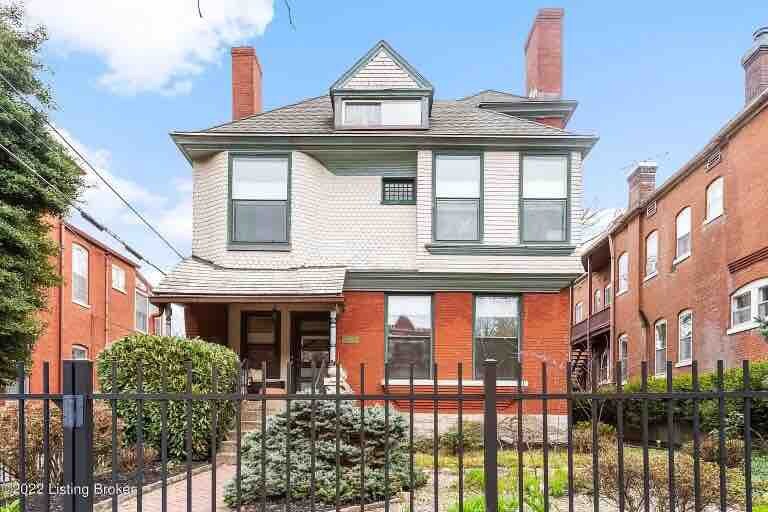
[241, 312, 281, 380]
[290, 312, 330, 392]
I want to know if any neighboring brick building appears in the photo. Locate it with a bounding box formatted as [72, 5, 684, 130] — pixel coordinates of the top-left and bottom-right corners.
[25, 219, 160, 393]
[571, 27, 768, 384]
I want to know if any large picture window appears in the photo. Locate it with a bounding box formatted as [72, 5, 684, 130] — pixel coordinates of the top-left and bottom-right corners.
[522, 155, 568, 242]
[72, 243, 89, 305]
[474, 296, 521, 379]
[386, 295, 432, 379]
[434, 154, 481, 241]
[675, 207, 692, 260]
[230, 155, 289, 244]
[678, 310, 693, 364]
[654, 320, 667, 376]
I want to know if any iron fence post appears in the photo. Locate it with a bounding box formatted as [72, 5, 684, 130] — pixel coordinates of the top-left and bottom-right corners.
[62, 359, 93, 512]
[483, 359, 498, 511]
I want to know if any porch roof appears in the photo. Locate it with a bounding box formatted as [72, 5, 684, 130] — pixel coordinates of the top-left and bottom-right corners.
[152, 258, 346, 303]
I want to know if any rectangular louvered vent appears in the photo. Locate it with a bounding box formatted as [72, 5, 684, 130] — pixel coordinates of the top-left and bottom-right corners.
[705, 150, 722, 171]
[646, 200, 657, 217]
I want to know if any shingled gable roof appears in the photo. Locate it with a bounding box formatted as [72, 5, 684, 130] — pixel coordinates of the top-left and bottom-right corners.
[330, 40, 433, 92]
[455, 89, 529, 106]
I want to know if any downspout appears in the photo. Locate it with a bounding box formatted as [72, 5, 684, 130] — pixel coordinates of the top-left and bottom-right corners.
[586, 255, 592, 368]
[636, 214, 650, 370]
[329, 308, 337, 363]
[105, 254, 110, 346]
[608, 233, 616, 379]
[57, 221, 64, 392]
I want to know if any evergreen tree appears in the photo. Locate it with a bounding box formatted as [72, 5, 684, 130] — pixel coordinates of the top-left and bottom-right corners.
[0, 3, 83, 384]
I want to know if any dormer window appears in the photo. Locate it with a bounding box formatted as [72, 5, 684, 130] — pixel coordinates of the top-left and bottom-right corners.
[342, 99, 423, 128]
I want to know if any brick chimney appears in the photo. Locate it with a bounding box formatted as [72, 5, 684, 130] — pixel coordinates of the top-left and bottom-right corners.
[743, 27, 768, 104]
[627, 161, 657, 209]
[231, 47, 262, 120]
[524, 8, 564, 99]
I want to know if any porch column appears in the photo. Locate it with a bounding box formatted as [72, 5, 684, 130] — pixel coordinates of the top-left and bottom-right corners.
[329, 309, 337, 363]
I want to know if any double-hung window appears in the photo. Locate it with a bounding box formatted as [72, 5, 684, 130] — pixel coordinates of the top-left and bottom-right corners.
[434, 154, 481, 241]
[678, 310, 693, 364]
[135, 291, 149, 333]
[605, 284, 612, 306]
[675, 207, 692, 260]
[72, 244, 89, 305]
[594, 289, 602, 311]
[386, 295, 432, 379]
[729, 278, 768, 332]
[111, 264, 126, 292]
[705, 177, 724, 222]
[654, 320, 667, 376]
[230, 155, 290, 244]
[645, 231, 659, 277]
[618, 334, 629, 383]
[521, 155, 568, 243]
[474, 296, 521, 379]
[574, 302, 584, 323]
[617, 253, 629, 294]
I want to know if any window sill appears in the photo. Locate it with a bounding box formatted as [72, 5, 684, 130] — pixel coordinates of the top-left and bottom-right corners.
[672, 253, 691, 267]
[425, 243, 575, 256]
[675, 360, 692, 368]
[616, 289, 629, 298]
[228, 242, 291, 252]
[643, 272, 658, 283]
[381, 201, 416, 206]
[112, 286, 127, 295]
[73, 300, 91, 309]
[703, 213, 724, 226]
[727, 321, 759, 335]
[382, 379, 528, 387]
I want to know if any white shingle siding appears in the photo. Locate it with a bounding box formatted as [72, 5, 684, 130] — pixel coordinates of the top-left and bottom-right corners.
[483, 151, 520, 245]
[569, 151, 584, 246]
[191, 151, 415, 270]
[342, 50, 420, 90]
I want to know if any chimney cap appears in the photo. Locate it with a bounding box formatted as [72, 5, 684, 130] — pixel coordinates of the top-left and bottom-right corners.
[754, 27, 768, 40]
[625, 160, 658, 179]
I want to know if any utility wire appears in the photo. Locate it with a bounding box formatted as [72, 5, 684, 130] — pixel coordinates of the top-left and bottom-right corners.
[0, 140, 167, 276]
[0, 70, 186, 260]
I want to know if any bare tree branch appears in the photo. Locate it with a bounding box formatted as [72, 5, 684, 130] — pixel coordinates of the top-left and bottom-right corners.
[283, 0, 296, 29]
[198, 0, 203, 18]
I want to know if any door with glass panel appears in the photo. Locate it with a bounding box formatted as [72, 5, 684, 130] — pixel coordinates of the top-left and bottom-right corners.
[290, 312, 330, 392]
[241, 312, 281, 382]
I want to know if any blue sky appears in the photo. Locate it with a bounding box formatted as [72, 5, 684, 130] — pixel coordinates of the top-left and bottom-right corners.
[24, 0, 767, 278]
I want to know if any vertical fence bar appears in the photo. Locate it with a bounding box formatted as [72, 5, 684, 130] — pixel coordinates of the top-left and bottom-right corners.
[665, 361, 675, 512]
[692, 362, 701, 512]
[743, 360, 752, 511]
[616, 361, 625, 512]
[433, 362, 438, 512]
[110, 363, 118, 512]
[517, 360, 524, 512]
[17, 362, 26, 512]
[409, 364, 415, 512]
[234, 362, 243, 512]
[210, 365, 218, 512]
[261, 362, 268, 512]
[359, 363, 366, 512]
[717, 360, 726, 512]
[161, 366, 169, 512]
[335, 362, 341, 512]
[457, 362, 464, 512]
[42, 362, 50, 512]
[384, 363, 391, 512]
[640, 362, 649, 512]
[286, 359, 292, 512]
[483, 359, 498, 512]
[565, 362, 574, 512]
[62, 360, 94, 512]
[310, 360, 317, 512]
[185, 361, 193, 512]
[590, 359, 599, 512]
[542, 362, 550, 512]
[136, 362, 144, 512]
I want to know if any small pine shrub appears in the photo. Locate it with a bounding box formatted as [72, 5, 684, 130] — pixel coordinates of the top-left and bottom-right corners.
[440, 420, 484, 454]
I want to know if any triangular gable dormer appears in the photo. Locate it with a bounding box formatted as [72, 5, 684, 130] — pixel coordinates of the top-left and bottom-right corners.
[330, 41, 433, 129]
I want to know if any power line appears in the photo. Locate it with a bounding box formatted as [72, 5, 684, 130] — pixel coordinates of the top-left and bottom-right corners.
[0, 141, 167, 276]
[0, 70, 186, 260]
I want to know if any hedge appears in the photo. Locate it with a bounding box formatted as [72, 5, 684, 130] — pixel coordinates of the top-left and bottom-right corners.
[96, 333, 239, 461]
[585, 360, 768, 438]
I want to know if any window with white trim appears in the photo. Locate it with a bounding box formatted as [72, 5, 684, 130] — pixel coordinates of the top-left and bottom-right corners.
[473, 296, 520, 379]
[72, 244, 89, 305]
[342, 99, 422, 127]
[618, 334, 629, 383]
[705, 177, 724, 222]
[386, 295, 432, 379]
[111, 264, 126, 292]
[434, 154, 481, 241]
[574, 302, 584, 323]
[678, 310, 693, 364]
[645, 231, 658, 277]
[521, 155, 569, 242]
[618, 253, 629, 294]
[599, 349, 610, 383]
[729, 278, 768, 331]
[594, 289, 602, 311]
[135, 291, 149, 333]
[675, 207, 692, 260]
[71, 345, 89, 360]
[654, 320, 667, 376]
[605, 284, 612, 306]
[230, 155, 289, 244]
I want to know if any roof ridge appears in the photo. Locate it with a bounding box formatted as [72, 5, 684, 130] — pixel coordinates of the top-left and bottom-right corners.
[185, 255, 347, 272]
[201, 94, 328, 132]
[455, 89, 528, 102]
[444, 101, 573, 135]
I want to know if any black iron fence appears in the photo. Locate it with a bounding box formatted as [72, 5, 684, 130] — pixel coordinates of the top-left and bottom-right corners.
[0, 358, 764, 512]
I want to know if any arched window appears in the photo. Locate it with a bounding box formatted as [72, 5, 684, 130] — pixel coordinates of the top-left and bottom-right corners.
[618, 253, 629, 293]
[645, 231, 659, 277]
[678, 310, 693, 364]
[675, 207, 692, 260]
[705, 177, 724, 222]
[729, 277, 768, 334]
[654, 320, 667, 376]
[71, 344, 89, 360]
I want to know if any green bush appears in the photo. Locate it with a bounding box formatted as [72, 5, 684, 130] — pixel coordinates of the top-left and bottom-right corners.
[571, 421, 616, 453]
[447, 494, 518, 512]
[96, 333, 239, 461]
[440, 421, 484, 454]
[224, 399, 426, 507]
[681, 434, 744, 468]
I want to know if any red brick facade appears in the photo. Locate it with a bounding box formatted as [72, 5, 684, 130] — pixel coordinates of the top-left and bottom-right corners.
[524, 8, 564, 99]
[28, 220, 157, 393]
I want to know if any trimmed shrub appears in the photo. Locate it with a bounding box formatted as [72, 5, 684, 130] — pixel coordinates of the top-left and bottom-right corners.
[571, 421, 615, 453]
[223, 400, 426, 507]
[440, 420, 484, 454]
[681, 434, 744, 468]
[97, 333, 239, 461]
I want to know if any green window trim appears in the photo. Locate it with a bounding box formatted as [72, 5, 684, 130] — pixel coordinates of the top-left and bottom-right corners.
[432, 151, 484, 243]
[519, 152, 572, 245]
[227, 152, 292, 250]
[472, 294, 523, 380]
[381, 177, 417, 204]
[384, 293, 435, 380]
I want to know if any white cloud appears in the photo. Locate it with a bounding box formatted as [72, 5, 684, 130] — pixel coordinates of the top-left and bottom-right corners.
[25, 0, 274, 95]
[158, 179, 193, 243]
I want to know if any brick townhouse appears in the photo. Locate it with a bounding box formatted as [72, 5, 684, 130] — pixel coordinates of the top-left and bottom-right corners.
[21, 219, 161, 393]
[154, 8, 597, 419]
[571, 27, 768, 385]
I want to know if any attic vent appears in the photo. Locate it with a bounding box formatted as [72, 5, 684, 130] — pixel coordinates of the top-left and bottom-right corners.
[646, 200, 657, 218]
[705, 151, 722, 171]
